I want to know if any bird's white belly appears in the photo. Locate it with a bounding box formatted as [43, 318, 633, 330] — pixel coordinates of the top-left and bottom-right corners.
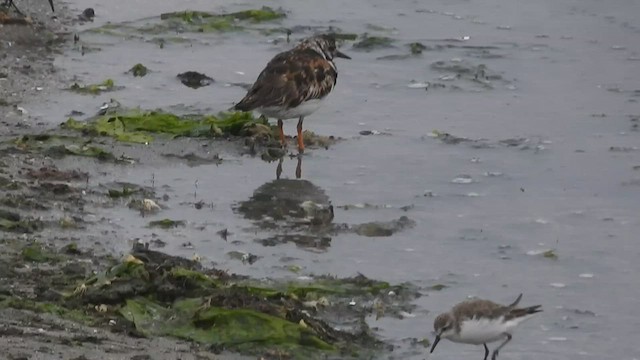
[257, 99, 324, 119]
[450, 317, 513, 345]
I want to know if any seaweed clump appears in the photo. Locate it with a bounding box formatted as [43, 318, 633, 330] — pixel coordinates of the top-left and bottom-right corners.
[63, 109, 258, 144]
[157, 7, 286, 33]
[0, 238, 419, 358]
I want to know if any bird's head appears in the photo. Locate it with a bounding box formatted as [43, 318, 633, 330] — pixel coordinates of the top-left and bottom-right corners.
[300, 34, 351, 61]
[431, 312, 455, 353]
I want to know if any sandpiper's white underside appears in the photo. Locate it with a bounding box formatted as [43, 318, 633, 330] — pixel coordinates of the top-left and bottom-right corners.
[447, 315, 536, 345]
[257, 98, 325, 119]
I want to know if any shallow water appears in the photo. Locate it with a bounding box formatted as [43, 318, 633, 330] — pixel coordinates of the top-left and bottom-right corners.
[27, 0, 640, 358]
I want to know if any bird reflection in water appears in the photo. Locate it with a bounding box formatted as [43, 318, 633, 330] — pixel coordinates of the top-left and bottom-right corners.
[275, 154, 302, 180]
[235, 155, 334, 250]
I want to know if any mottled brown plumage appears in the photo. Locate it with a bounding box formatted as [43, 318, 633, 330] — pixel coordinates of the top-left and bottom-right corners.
[234, 49, 338, 111]
[233, 34, 350, 153]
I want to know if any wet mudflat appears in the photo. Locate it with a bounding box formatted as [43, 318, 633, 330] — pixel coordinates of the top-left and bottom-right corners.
[2, 0, 640, 358]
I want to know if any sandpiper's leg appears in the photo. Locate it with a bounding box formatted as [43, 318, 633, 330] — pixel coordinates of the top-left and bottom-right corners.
[491, 333, 512, 360]
[295, 154, 302, 179]
[296, 116, 305, 154]
[277, 119, 285, 148]
[483, 344, 489, 360]
[276, 157, 283, 179]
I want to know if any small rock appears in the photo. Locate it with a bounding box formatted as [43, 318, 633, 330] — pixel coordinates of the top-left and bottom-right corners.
[177, 71, 214, 89]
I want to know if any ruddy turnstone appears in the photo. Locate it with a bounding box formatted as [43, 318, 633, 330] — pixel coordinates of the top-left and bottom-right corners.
[431, 293, 542, 360]
[233, 34, 350, 153]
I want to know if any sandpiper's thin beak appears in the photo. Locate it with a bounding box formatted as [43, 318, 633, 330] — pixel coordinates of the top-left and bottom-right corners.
[335, 50, 351, 59]
[48, 0, 54, 11]
[430, 335, 441, 353]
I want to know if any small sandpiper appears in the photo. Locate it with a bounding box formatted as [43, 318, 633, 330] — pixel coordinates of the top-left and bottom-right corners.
[233, 34, 350, 154]
[431, 293, 542, 360]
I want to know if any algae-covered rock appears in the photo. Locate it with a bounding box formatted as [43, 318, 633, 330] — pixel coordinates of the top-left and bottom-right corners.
[176, 71, 214, 89]
[408, 42, 427, 54]
[128, 63, 149, 77]
[63, 110, 257, 144]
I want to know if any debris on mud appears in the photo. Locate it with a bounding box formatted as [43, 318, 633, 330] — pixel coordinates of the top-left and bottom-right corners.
[375, 42, 428, 60]
[26, 166, 89, 182]
[353, 216, 416, 237]
[428, 130, 549, 152]
[0, 240, 419, 359]
[177, 71, 214, 89]
[409, 42, 427, 54]
[352, 35, 394, 50]
[10, 134, 120, 162]
[162, 152, 224, 167]
[128, 63, 149, 77]
[156, 7, 286, 33]
[148, 218, 186, 229]
[68, 78, 120, 95]
[428, 59, 512, 91]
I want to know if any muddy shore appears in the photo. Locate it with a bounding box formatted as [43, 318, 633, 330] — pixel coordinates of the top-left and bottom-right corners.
[1, 3, 251, 359]
[3, 0, 640, 359]
[1, 3, 423, 359]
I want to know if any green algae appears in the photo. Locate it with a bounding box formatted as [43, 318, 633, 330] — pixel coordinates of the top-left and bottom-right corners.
[409, 42, 427, 54]
[21, 244, 58, 263]
[68, 79, 118, 95]
[63, 110, 257, 144]
[108, 186, 138, 198]
[1, 241, 411, 358]
[0, 211, 41, 233]
[353, 35, 394, 50]
[168, 267, 218, 289]
[0, 176, 21, 190]
[13, 134, 118, 162]
[128, 63, 149, 77]
[120, 297, 334, 355]
[156, 7, 285, 33]
[148, 218, 186, 229]
[0, 297, 93, 325]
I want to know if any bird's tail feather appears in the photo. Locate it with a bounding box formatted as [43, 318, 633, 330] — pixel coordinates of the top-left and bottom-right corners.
[507, 293, 523, 308]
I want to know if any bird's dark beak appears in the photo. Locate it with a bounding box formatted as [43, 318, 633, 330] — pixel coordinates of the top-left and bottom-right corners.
[335, 50, 351, 59]
[430, 335, 441, 353]
[48, 0, 54, 11]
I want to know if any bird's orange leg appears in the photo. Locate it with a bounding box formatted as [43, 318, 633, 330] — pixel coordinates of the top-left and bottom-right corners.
[277, 119, 285, 148]
[296, 116, 305, 154]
